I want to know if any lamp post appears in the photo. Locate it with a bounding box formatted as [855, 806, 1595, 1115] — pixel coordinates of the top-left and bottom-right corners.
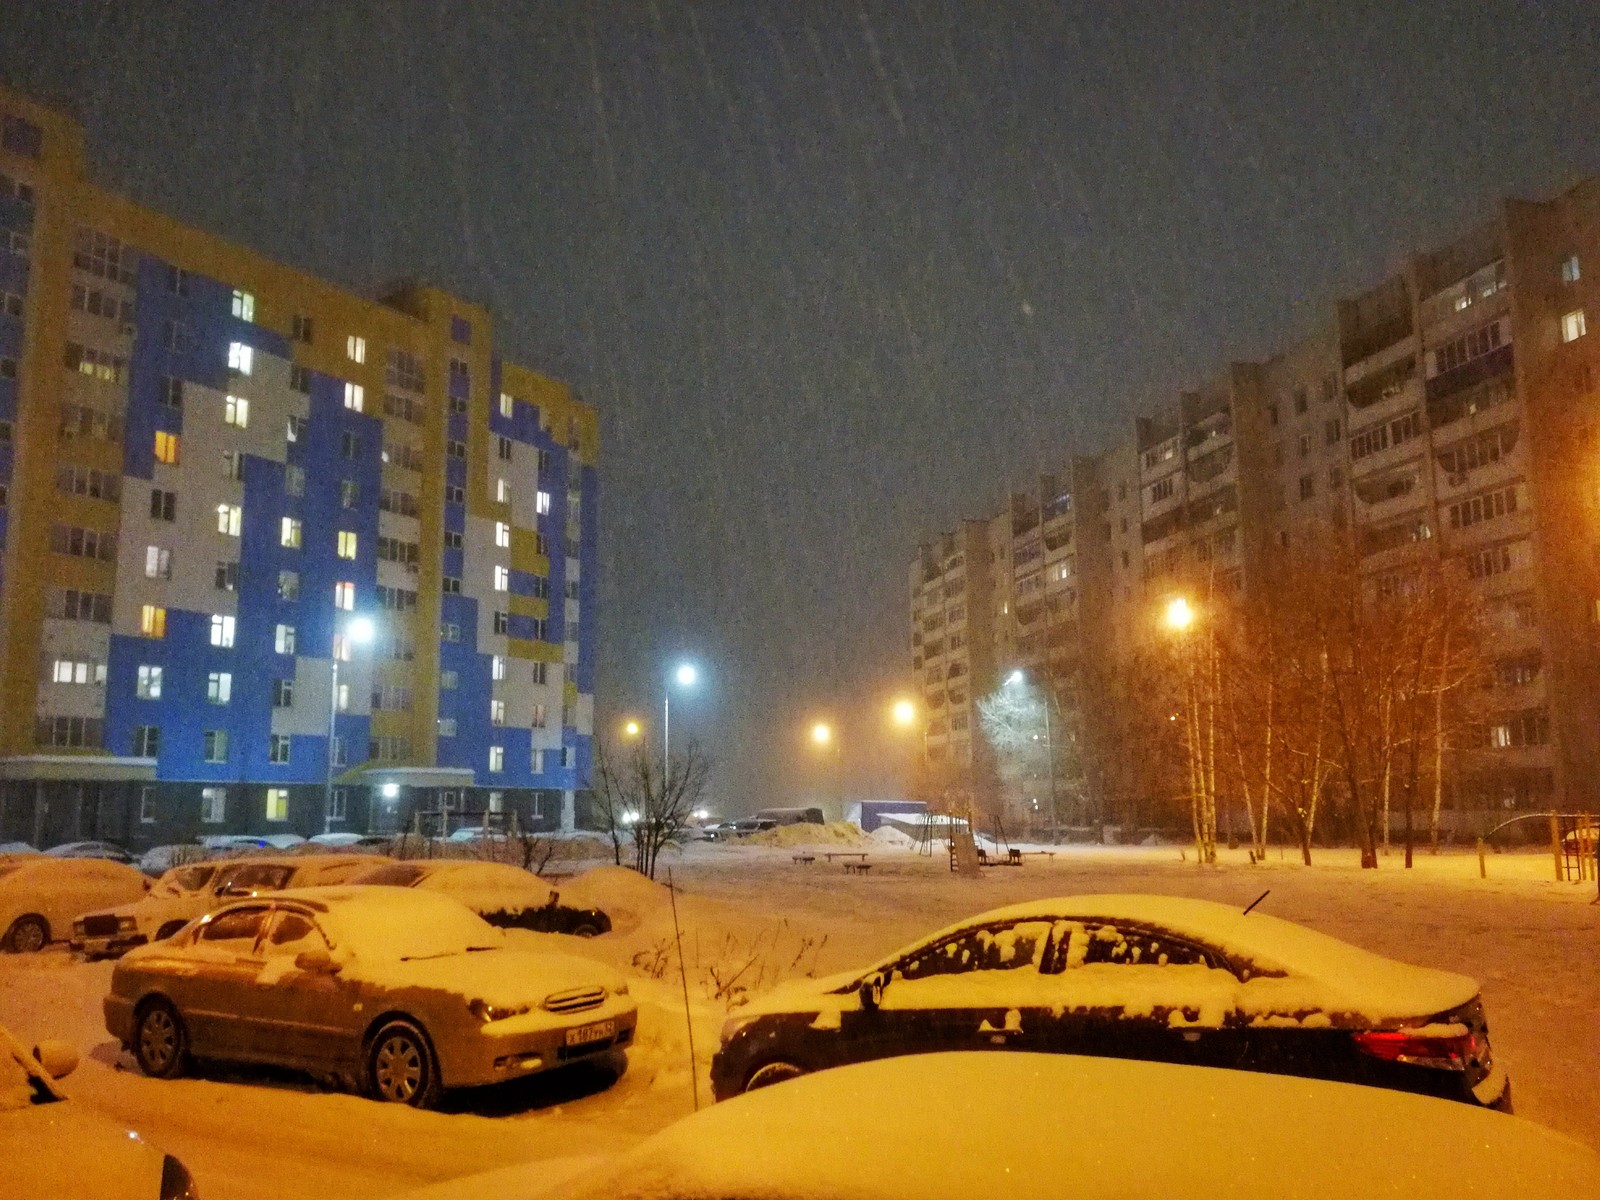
[1164, 594, 1216, 864]
[326, 614, 375, 834]
[1005, 669, 1057, 838]
[664, 662, 698, 768]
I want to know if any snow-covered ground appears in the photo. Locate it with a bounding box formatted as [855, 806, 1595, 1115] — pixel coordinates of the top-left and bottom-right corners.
[2, 839, 1595, 1199]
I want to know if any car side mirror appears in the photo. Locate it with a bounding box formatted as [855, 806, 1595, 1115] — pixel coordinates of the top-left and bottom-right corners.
[295, 948, 339, 975]
[33, 1039, 78, 1080]
[858, 972, 886, 1012]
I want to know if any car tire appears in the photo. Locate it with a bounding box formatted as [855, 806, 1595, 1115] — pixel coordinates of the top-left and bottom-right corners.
[572, 922, 601, 938]
[155, 921, 187, 941]
[744, 1058, 807, 1093]
[134, 998, 188, 1079]
[3, 914, 48, 953]
[365, 1019, 441, 1108]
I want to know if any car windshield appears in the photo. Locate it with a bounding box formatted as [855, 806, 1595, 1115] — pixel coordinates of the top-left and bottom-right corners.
[323, 896, 504, 961]
[157, 865, 216, 895]
[352, 863, 428, 887]
[218, 864, 294, 892]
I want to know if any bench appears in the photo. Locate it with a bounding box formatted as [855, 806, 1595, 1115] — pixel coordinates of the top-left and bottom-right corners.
[843, 861, 873, 875]
[1007, 848, 1024, 866]
[792, 853, 816, 865]
[824, 852, 869, 863]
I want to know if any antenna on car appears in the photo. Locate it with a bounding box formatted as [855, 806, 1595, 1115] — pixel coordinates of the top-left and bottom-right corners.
[1242, 890, 1270, 916]
[666, 868, 701, 1112]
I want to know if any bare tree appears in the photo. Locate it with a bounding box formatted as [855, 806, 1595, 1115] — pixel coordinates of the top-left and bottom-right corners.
[591, 736, 714, 879]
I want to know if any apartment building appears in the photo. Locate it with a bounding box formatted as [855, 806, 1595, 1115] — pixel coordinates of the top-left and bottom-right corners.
[0, 87, 599, 850]
[910, 174, 1600, 820]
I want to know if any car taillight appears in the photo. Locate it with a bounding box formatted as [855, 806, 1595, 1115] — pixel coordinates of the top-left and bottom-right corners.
[1353, 1028, 1484, 1071]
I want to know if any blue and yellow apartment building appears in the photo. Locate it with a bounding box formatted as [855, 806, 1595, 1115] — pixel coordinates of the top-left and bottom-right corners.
[0, 85, 599, 848]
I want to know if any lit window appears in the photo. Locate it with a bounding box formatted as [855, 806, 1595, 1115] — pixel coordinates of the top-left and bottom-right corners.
[216, 504, 242, 537]
[536, 490, 551, 515]
[154, 431, 179, 465]
[496, 478, 510, 504]
[144, 545, 171, 579]
[491, 655, 506, 681]
[136, 665, 163, 699]
[334, 581, 355, 611]
[1562, 310, 1587, 343]
[343, 382, 364, 412]
[140, 605, 167, 638]
[266, 786, 290, 818]
[225, 394, 249, 427]
[493, 565, 510, 592]
[488, 745, 504, 773]
[438, 717, 457, 737]
[275, 623, 296, 654]
[532, 749, 544, 773]
[495, 521, 511, 547]
[227, 342, 253, 375]
[337, 531, 358, 559]
[1562, 255, 1581, 284]
[231, 290, 255, 321]
[210, 614, 236, 648]
[346, 335, 366, 364]
[490, 699, 506, 726]
[499, 392, 513, 417]
[335, 682, 350, 711]
[281, 517, 302, 548]
[531, 704, 547, 729]
[207, 671, 232, 704]
[201, 787, 227, 823]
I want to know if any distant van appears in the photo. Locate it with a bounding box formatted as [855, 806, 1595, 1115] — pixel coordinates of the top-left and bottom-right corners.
[754, 807, 825, 827]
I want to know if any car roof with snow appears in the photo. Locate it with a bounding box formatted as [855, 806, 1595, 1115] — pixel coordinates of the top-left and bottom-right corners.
[865, 893, 1478, 1018]
[203, 886, 505, 960]
[505, 1052, 1597, 1200]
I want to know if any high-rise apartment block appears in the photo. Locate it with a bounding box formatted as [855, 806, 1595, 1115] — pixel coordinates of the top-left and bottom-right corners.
[912, 175, 1600, 824]
[0, 87, 598, 849]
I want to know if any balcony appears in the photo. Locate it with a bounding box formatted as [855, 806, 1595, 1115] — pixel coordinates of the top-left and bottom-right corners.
[1426, 344, 1514, 405]
[1342, 315, 1414, 369]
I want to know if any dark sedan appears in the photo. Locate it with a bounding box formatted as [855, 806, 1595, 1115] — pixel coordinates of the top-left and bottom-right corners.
[348, 861, 611, 937]
[711, 894, 1509, 1109]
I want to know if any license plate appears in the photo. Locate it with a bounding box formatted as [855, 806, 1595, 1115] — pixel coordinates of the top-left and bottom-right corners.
[565, 1019, 615, 1047]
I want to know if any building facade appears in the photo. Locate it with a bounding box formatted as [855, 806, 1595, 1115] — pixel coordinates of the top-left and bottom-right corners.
[0, 87, 598, 850]
[911, 175, 1600, 825]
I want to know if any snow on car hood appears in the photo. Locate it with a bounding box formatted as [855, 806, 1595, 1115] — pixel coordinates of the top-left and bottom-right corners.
[348, 948, 626, 1008]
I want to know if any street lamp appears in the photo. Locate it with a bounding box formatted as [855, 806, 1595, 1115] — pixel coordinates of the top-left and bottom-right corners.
[622, 718, 642, 740]
[1165, 595, 1196, 633]
[891, 698, 917, 728]
[664, 662, 699, 766]
[326, 615, 375, 833]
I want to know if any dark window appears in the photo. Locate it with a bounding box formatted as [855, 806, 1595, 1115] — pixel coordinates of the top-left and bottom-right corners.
[493, 610, 509, 635]
[289, 365, 311, 393]
[445, 485, 465, 504]
[291, 315, 314, 343]
[167, 266, 190, 297]
[272, 679, 294, 708]
[150, 489, 176, 521]
[200, 906, 267, 946]
[895, 921, 1055, 982]
[450, 315, 472, 344]
[341, 432, 361, 459]
[133, 725, 160, 757]
[1, 115, 43, 158]
[214, 561, 238, 591]
[1070, 923, 1213, 969]
[161, 378, 183, 410]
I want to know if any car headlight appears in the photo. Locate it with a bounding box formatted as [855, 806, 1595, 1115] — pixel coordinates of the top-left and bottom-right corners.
[720, 1015, 758, 1043]
[467, 998, 531, 1023]
[613, 981, 629, 997]
[160, 1153, 199, 1200]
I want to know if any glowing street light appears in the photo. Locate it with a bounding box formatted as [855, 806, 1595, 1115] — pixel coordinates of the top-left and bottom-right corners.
[675, 663, 698, 688]
[1006, 669, 1026, 687]
[1165, 595, 1196, 633]
[664, 662, 700, 765]
[811, 721, 833, 747]
[891, 698, 917, 727]
[622, 718, 642, 739]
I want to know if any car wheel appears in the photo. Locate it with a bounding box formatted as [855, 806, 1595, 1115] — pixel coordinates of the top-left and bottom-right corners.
[4, 915, 48, 953]
[572, 922, 601, 938]
[365, 1019, 441, 1108]
[155, 921, 187, 941]
[134, 999, 188, 1079]
[745, 1059, 807, 1093]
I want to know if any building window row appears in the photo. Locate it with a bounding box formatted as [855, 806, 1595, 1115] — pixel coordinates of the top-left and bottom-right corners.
[36, 715, 102, 748]
[1350, 409, 1423, 461]
[59, 403, 122, 443]
[70, 283, 133, 324]
[72, 229, 134, 284]
[65, 341, 126, 383]
[1447, 483, 1524, 531]
[55, 464, 120, 502]
[50, 523, 116, 561]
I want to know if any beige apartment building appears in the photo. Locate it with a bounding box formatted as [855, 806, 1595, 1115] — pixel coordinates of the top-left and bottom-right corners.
[910, 175, 1600, 827]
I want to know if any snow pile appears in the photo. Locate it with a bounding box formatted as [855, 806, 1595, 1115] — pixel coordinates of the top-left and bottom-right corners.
[742, 822, 869, 848]
[870, 825, 917, 848]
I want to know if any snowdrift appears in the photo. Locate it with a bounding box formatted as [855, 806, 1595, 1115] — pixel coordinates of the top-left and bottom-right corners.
[742, 821, 869, 848]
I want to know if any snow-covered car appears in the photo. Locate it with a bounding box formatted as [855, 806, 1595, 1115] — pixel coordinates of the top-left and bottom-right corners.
[71, 854, 386, 959]
[308, 832, 392, 848]
[710, 894, 1510, 1109]
[0, 1020, 200, 1199]
[448, 1053, 1595, 1200]
[43, 840, 135, 864]
[0, 841, 38, 856]
[0, 857, 149, 953]
[106, 887, 636, 1108]
[347, 860, 611, 936]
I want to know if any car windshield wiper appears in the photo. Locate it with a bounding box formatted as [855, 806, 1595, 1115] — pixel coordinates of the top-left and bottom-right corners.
[398, 945, 498, 962]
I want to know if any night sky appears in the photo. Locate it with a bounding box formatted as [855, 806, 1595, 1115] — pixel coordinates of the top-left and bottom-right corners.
[4, 2, 1598, 814]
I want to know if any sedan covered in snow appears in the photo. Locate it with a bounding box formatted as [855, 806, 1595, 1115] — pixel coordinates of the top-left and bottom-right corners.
[0, 857, 149, 953]
[105, 887, 636, 1107]
[498, 1054, 1594, 1200]
[347, 860, 611, 936]
[0, 1020, 199, 1199]
[711, 894, 1509, 1109]
[72, 853, 385, 958]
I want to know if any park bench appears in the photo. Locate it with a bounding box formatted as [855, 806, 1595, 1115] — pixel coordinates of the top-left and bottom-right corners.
[792, 853, 816, 865]
[843, 861, 873, 875]
[824, 851, 869, 863]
